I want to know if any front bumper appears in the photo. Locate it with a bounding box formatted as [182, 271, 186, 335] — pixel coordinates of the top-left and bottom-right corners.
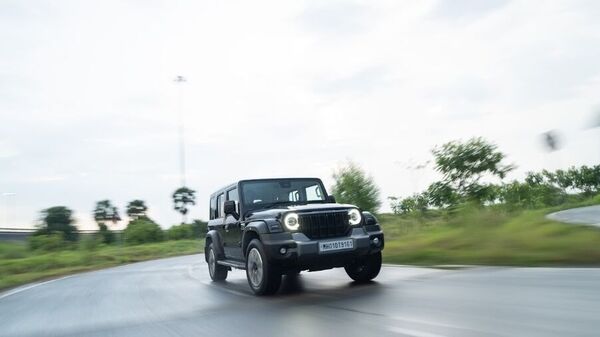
[261, 226, 384, 272]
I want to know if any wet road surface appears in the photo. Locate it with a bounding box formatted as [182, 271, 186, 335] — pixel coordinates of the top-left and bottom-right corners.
[1, 254, 599, 337]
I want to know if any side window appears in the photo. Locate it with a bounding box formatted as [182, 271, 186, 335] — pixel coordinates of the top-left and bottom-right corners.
[216, 193, 225, 218]
[305, 184, 323, 201]
[288, 190, 299, 201]
[227, 188, 239, 202]
[210, 197, 217, 220]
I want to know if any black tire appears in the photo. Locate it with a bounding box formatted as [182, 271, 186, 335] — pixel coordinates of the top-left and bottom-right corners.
[245, 239, 282, 295]
[344, 251, 382, 283]
[207, 243, 228, 282]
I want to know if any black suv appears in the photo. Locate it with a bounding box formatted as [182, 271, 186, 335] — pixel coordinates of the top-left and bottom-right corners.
[205, 178, 384, 295]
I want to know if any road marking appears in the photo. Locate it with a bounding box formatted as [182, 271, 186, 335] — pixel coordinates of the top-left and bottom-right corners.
[387, 326, 448, 337]
[0, 275, 74, 300]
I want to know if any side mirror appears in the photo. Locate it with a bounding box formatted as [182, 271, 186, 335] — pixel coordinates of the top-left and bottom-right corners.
[326, 195, 336, 203]
[224, 200, 239, 219]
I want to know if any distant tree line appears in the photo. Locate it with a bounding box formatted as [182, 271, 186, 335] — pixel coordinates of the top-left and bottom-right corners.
[30, 186, 205, 251]
[388, 137, 600, 214]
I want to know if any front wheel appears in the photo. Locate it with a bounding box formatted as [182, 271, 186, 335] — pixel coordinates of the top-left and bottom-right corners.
[344, 251, 382, 283]
[207, 243, 228, 281]
[246, 239, 282, 295]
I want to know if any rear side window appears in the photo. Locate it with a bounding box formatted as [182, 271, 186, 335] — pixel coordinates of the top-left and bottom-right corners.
[210, 197, 217, 220]
[216, 193, 225, 218]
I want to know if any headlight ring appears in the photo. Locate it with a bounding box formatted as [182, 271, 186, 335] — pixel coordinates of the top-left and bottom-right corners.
[348, 209, 362, 226]
[283, 213, 299, 231]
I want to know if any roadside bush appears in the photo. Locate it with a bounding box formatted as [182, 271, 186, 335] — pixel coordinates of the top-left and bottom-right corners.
[28, 233, 65, 251]
[499, 181, 566, 210]
[167, 224, 194, 240]
[124, 217, 164, 245]
[191, 220, 208, 238]
[79, 236, 100, 251]
[97, 223, 115, 244]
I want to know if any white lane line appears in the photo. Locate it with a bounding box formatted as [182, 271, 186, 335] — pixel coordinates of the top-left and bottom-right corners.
[0, 275, 74, 301]
[387, 326, 448, 337]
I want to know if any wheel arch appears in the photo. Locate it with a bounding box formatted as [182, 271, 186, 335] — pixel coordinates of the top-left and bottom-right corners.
[205, 230, 225, 262]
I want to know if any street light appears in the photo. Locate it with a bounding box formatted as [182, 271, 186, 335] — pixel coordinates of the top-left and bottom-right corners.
[174, 75, 187, 187]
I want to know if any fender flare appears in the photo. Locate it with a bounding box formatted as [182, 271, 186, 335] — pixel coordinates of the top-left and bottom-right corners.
[241, 221, 270, 255]
[205, 230, 225, 262]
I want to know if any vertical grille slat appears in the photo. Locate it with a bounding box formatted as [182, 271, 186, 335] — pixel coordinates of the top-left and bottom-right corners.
[298, 211, 350, 239]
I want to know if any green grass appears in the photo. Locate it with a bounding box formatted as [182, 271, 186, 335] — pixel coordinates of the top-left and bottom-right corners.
[381, 204, 600, 266]
[3, 198, 600, 292]
[0, 240, 203, 291]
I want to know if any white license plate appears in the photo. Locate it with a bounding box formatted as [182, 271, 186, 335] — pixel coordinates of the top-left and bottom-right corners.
[319, 239, 354, 253]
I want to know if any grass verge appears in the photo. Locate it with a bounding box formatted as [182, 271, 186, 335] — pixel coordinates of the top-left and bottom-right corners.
[380, 205, 600, 266]
[3, 202, 600, 292]
[0, 240, 203, 291]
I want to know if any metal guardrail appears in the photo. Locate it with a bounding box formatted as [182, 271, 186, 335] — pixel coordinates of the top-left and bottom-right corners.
[0, 228, 123, 242]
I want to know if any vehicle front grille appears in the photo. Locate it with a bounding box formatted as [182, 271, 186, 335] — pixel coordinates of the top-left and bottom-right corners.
[298, 211, 350, 239]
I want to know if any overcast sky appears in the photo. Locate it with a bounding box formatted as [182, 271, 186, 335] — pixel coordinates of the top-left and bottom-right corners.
[1, 0, 600, 229]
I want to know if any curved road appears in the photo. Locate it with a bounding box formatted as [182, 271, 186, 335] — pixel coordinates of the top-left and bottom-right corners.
[547, 205, 600, 226]
[1, 255, 599, 337]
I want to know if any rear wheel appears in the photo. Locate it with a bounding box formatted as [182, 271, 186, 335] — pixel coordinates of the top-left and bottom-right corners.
[344, 251, 382, 283]
[246, 239, 282, 295]
[207, 243, 228, 281]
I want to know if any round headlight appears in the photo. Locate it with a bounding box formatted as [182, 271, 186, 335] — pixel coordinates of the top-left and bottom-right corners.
[348, 209, 362, 226]
[283, 213, 299, 231]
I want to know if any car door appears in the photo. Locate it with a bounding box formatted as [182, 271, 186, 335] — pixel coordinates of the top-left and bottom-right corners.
[223, 188, 243, 260]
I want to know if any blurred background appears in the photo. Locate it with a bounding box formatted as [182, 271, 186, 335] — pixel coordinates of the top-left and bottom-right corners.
[1, 2, 600, 337]
[1, 0, 599, 231]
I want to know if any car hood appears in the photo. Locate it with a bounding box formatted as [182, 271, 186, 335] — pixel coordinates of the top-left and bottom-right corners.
[244, 203, 355, 220]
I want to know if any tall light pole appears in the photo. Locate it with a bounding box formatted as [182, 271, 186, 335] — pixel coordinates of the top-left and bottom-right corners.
[174, 75, 187, 187]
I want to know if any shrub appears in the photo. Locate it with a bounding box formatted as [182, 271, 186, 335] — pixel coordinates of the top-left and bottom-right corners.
[28, 233, 65, 251]
[167, 224, 194, 240]
[79, 235, 101, 251]
[97, 223, 115, 244]
[191, 220, 208, 238]
[124, 217, 164, 245]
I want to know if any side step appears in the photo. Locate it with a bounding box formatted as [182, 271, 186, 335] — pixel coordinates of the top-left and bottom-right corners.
[217, 259, 246, 270]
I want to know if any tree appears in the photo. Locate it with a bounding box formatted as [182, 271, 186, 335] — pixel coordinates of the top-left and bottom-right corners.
[124, 217, 164, 244]
[499, 180, 565, 209]
[36, 206, 78, 241]
[426, 182, 459, 208]
[126, 200, 148, 220]
[432, 137, 514, 203]
[569, 165, 600, 195]
[389, 193, 428, 215]
[331, 162, 381, 213]
[172, 187, 196, 224]
[93, 200, 121, 227]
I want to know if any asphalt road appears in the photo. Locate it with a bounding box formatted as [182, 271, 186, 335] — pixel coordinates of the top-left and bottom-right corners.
[547, 205, 600, 226]
[1, 255, 599, 337]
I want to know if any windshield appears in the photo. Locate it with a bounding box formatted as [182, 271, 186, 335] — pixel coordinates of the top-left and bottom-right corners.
[241, 179, 326, 211]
